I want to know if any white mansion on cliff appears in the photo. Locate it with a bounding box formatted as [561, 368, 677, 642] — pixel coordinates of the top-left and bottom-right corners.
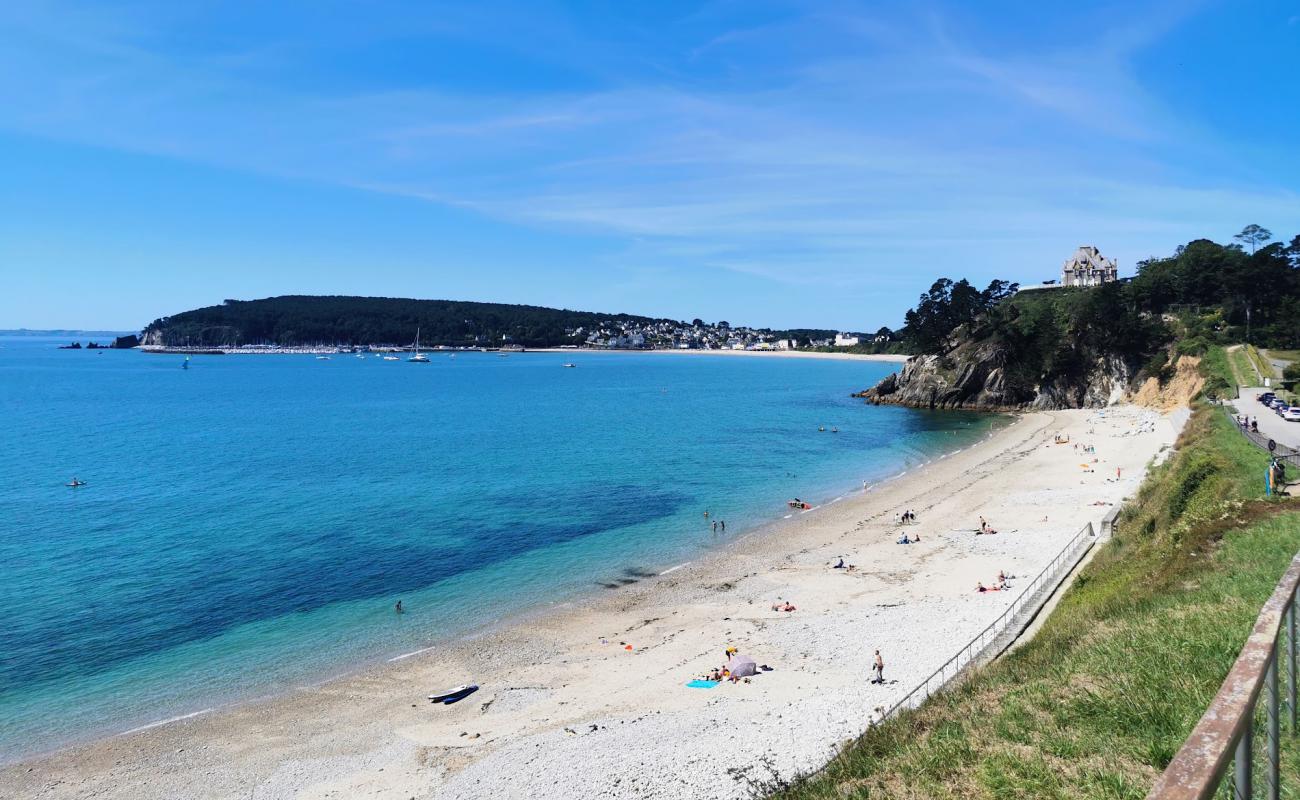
[1061, 245, 1118, 287]
[1018, 245, 1121, 293]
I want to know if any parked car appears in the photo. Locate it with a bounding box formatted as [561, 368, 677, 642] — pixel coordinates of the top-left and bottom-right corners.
[1269, 398, 1286, 410]
[1283, 407, 1300, 422]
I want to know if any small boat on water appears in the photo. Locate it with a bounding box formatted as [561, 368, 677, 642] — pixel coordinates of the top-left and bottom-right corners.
[317, 356, 331, 360]
[382, 355, 400, 361]
[67, 478, 86, 488]
[428, 685, 479, 705]
[562, 363, 576, 368]
[409, 328, 430, 363]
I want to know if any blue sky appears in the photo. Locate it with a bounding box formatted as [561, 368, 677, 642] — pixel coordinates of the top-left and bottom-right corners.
[2, 0, 1298, 331]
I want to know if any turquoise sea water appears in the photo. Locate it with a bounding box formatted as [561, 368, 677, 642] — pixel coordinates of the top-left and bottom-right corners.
[0, 338, 998, 760]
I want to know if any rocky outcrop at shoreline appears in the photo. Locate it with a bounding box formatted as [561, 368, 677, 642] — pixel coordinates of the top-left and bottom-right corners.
[855, 343, 1134, 411]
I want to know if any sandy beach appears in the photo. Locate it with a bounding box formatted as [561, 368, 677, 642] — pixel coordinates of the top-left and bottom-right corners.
[2, 404, 1183, 800]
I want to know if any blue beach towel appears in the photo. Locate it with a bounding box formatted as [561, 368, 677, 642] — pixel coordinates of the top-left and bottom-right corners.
[686, 679, 720, 689]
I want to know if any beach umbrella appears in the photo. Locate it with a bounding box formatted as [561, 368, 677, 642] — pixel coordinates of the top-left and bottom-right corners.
[728, 654, 757, 678]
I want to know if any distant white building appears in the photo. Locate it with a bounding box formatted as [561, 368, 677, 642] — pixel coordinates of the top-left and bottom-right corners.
[1061, 245, 1118, 287]
[834, 333, 860, 347]
[775, 338, 796, 350]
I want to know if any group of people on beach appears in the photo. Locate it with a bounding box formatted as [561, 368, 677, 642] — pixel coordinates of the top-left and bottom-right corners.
[975, 571, 1014, 593]
[698, 646, 773, 685]
[893, 509, 917, 525]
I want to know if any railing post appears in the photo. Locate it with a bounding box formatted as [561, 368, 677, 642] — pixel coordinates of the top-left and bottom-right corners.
[1235, 723, 1253, 800]
[1268, 653, 1280, 800]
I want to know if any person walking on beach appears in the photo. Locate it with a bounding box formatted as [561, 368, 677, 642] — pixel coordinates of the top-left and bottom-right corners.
[871, 650, 885, 684]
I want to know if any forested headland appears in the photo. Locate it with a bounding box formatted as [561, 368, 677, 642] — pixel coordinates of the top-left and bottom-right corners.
[861, 228, 1300, 409]
[140, 296, 835, 349]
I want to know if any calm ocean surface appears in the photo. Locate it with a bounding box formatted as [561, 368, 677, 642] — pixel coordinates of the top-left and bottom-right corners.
[0, 337, 999, 759]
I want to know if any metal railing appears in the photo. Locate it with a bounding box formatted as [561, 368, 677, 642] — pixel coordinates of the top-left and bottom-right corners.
[879, 521, 1096, 721]
[1147, 553, 1300, 800]
[1222, 404, 1300, 469]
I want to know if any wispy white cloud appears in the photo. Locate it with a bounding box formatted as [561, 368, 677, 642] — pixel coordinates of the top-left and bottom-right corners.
[0, 0, 1292, 313]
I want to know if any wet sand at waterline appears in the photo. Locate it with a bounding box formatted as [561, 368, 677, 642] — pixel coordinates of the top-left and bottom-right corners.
[2, 405, 1182, 800]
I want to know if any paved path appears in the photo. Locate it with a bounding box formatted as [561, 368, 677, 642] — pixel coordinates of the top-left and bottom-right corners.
[1230, 388, 1300, 451]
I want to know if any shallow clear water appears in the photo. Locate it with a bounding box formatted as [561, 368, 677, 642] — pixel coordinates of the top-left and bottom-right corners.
[0, 338, 998, 759]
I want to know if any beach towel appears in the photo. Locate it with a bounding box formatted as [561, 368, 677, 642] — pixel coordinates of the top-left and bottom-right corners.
[686, 680, 720, 689]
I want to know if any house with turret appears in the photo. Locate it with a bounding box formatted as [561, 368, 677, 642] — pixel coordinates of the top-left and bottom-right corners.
[1061, 245, 1118, 287]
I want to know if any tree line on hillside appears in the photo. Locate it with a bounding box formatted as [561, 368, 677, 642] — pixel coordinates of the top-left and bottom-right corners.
[143, 297, 676, 347]
[141, 295, 836, 348]
[883, 226, 1299, 388]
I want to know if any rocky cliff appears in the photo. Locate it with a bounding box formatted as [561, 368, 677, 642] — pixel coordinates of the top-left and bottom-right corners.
[856, 339, 1136, 411]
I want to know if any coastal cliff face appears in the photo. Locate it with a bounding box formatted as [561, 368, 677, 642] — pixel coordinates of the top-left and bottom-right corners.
[856, 341, 1134, 411]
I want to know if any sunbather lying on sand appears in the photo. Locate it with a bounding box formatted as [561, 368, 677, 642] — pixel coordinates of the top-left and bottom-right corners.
[770, 601, 796, 612]
[976, 582, 1003, 593]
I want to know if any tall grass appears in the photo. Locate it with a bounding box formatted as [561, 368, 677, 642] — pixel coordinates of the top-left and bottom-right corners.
[1245, 344, 1274, 381]
[1228, 346, 1259, 387]
[1200, 346, 1237, 399]
[769, 406, 1291, 799]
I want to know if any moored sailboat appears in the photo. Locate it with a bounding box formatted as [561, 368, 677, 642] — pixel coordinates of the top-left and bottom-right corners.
[408, 328, 430, 362]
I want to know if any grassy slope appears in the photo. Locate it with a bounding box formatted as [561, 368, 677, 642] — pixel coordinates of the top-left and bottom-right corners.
[1200, 346, 1237, 400]
[1245, 344, 1274, 381]
[771, 407, 1294, 799]
[1227, 346, 1259, 387]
